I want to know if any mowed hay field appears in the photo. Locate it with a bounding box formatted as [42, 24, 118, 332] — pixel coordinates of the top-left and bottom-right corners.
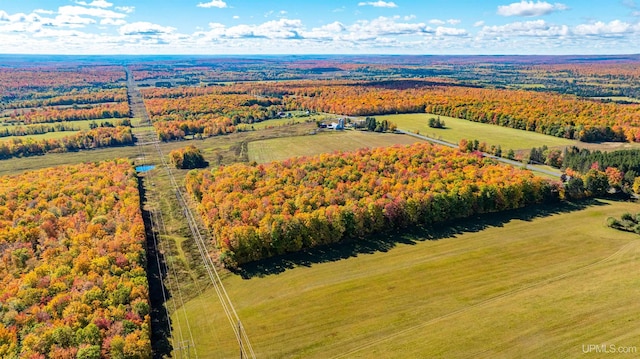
[0, 130, 73, 142]
[379, 113, 578, 151]
[173, 199, 640, 358]
[0, 118, 128, 142]
[248, 130, 424, 163]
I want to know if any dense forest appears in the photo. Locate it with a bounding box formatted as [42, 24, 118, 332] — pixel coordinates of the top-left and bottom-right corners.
[138, 79, 640, 144]
[0, 64, 134, 160]
[0, 160, 151, 358]
[562, 148, 640, 175]
[0, 66, 125, 102]
[141, 87, 283, 141]
[186, 143, 557, 266]
[1, 89, 128, 110]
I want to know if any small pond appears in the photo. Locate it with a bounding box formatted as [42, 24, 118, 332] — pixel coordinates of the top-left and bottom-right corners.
[135, 165, 156, 172]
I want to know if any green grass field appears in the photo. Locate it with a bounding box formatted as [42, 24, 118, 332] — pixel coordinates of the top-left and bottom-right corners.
[173, 199, 640, 358]
[248, 130, 424, 163]
[0, 130, 74, 142]
[238, 118, 311, 131]
[0, 118, 126, 142]
[0, 146, 143, 176]
[375, 113, 578, 151]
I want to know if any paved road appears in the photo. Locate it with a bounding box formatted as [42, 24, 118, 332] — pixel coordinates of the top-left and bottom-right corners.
[396, 130, 562, 178]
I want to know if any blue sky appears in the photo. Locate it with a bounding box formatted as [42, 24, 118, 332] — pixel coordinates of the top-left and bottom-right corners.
[1, 0, 639, 54]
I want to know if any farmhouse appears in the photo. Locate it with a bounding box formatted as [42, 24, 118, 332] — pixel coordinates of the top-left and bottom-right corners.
[326, 118, 345, 130]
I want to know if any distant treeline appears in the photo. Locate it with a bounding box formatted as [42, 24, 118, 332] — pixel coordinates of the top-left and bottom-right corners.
[563, 147, 640, 176]
[1, 88, 127, 109]
[0, 119, 131, 138]
[4, 102, 130, 125]
[0, 123, 79, 138]
[0, 126, 134, 159]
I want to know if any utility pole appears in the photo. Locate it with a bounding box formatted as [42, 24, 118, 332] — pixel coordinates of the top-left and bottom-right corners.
[175, 340, 193, 359]
[238, 321, 243, 359]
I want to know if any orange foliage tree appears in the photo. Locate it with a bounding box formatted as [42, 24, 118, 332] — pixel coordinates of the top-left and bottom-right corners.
[0, 126, 134, 160]
[141, 87, 283, 141]
[186, 143, 558, 266]
[0, 160, 151, 358]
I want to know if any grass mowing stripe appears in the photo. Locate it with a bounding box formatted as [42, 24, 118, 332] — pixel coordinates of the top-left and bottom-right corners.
[331, 239, 639, 358]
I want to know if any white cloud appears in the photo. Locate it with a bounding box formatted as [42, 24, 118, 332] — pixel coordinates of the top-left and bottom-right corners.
[436, 26, 467, 36]
[101, 18, 126, 26]
[34, 9, 55, 15]
[252, 19, 302, 38]
[350, 16, 431, 38]
[75, 0, 113, 8]
[115, 6, 135, 14]
[1, 6, 640, 56]
[197, 0, 228, 9]
[573, 20, 633, 36]
[54, 14, 96, 28]
[0, 8, 129, 32]
[33, 28, 91, 39]
[480, 19, 569, 37]
[497, 1, 568, 17]
[58, 5, 127, 19]
[203, 19, 303, 39]
[194, 16, 465, 46]
[304, 21, 346, 39]
[119, 21, 176, 36]
[358, 1, 398, 8]
[0, 11, 93, 31]
[0, 12, 45, 33]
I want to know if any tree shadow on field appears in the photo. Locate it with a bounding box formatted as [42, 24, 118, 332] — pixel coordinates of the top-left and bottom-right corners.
[137, 175, 173, 358]
[234, 198, 611, 279]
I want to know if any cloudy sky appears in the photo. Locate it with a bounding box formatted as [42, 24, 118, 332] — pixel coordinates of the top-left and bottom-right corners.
[1, 0, 639, 55]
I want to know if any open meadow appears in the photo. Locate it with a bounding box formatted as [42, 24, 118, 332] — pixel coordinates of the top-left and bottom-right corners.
[378, 113, 640, 153]
[376, 113, 579, 151]
[173, 199, 640, 358]
[248, 129, 424, 163]
[0, 118, 126, 142]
